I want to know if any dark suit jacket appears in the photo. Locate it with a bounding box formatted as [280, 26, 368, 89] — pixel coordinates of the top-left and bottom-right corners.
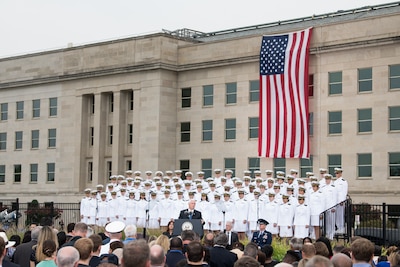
[3, 259, 20, 267]
[251, 230, 272, 248]
[11, 240, 36, 267]
[209, 246, 237, 267]
[178, 209, 202, 220]
[225, 231, 239, 250]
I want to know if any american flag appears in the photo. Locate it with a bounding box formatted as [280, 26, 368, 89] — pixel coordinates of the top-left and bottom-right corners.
[258, 28, 312, 158]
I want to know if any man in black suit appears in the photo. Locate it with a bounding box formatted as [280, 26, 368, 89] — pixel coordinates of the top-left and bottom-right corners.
[178, 199, 203, 221]
[209, 233, 238, 267]
[225, 221, 239, 250]
[12, 226, 41, 267]
[0, 233, 20, 267]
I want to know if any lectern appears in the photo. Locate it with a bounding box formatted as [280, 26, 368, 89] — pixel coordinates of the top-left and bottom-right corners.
[173, 219, 204, 237]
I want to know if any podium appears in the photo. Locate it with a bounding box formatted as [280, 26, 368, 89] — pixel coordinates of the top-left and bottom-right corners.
[173, 219, 204, 237]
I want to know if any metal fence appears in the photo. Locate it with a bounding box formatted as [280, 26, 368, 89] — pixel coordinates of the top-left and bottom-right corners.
[320, 199, 400, 246]
[0, 198, 80, 231]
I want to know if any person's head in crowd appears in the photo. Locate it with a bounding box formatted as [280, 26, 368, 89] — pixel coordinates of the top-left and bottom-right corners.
[386, 246, 399, 256]
[262, 244, 274, 260]
[275, 263, 295, 267]
[57, 231, 67, 247]
[40, 217, 53, 227]
[388, 250, 400, 267]
[340, 247, 351, 258]
[257, 250, 266, 265]
[185, 241, 204, 264]
[305, 255, 333, 267]
[10, 235, 21, 247]
[22, 230, 32, 243]
[124, 224, 137, 240]
[155, 235, 169, 254]
[331, 252, 352, 267]
[73, 222, 88, 238]
[314, 241, 330, 258]
[31, 225, 42, 241]
[74, 238, 94, 265]
[301, 243, 316, 260]
[36, 226, 59, 262]
[203, 232, 215, 248]
[122, 239, 150, 267]
[99, 254, 119, 266]
[89, 234, 103, 256]
[181, 230, 196, 244]
[232, 242, 245, 251]
[30, 222, 38, 231]
[109, 241, 124, 253]
[290, 237, 303, 251]
[42, 239, 57, 259]
[243, 242, 258, 259]
[303, 237, 312, 244]
[67, 223, 75, 234]
[234, 256, 260, 267]
[56, 246, 80, 267]
[214, 233, 228, 248]
[316, 237, 333, 258]
[332, 245, 345, 255]
[150, 244, 165, 267]
[170, 237, 183, 250]
[282, 250, 301, 264]
[350, 238, 374, 264]
[0, 236, 8, 261]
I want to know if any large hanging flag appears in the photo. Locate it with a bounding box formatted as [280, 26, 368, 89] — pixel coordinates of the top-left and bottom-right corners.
[258, 28, 312, 158]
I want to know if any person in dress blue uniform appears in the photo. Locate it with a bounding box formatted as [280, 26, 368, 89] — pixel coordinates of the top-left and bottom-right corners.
[251, 219, 272, 248]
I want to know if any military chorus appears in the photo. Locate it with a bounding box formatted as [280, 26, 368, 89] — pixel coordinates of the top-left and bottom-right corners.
[80, 167, 348, 240]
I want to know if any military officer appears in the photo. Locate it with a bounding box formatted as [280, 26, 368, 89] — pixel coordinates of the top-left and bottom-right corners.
[251, 219, 272, 248]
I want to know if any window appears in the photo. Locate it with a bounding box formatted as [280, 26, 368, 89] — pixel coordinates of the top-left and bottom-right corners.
[203, 85, 214, 106]
[389, 106, 400, 131]
[129, 90, 134, 110]
[389, 64, 400, 90]
[389, 152, 400, 177]
[90, 127, 94, 146]
[30, 163, 38, 182]
[357, 153, 372, 178]
[180, 160, 190, 176]
[248, 157, 260, 176]
[225, 119, 236, 140]
[14, 164, 21, 183]
[16, 101, 24, 119]
[1, 103, 8, 121]
[328, 111, 342, 134]
[358, 68, 372, 93]
[309, 112, 314, 136]
[202, 120, 213, 141]
[181, 88, 191, 108]
[249, 80, 259, 102]
[249, 117, 259, 139]
[109, 126, 113, 145]
[49, 97, 58, 116]
[273, 158, 286, 175]
[47, 163, 55, 182]
[201, 159, 212, 179]
[300, 156, 313, 178]
[31, 130, 39, 149]
[308, 74, 314, 97]
[358, 108, 372, 133]
[107, 161, 112, 178]
[328, 71, 342, 95]
[0, 165, 5, 183]
[15, 131, 23, 150]
[109, 93, 114, 112]
[128, 124, 133, 144]
[226, 82, 237, 104]
[0, 132, 6, 151]
[48, 129, 56, 148]
[180, 122, 190, 142]
[88, 161, 93, 182]
[328, 154, 342, 175]
[91, 95, 95, 114]
[32, 99, 40, 118]
[224, 158, 236, 177]
[126, 160, 132, 171]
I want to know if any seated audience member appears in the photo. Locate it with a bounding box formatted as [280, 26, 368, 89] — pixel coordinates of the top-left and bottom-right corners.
[166, 237, 186, 267]
[121, 240, 150, 267]
[234, 256, 260, 267]
[331, 253, 352, 267]
[350, 238, 375, 266]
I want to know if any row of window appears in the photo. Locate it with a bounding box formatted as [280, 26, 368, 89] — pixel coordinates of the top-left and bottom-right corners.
[179, 106, 400, 143]
[86, 91, 134, 114]
[180, 64, 400, 108]
[0, 163, 55, 183]
[0, 98, 58, 121]
[175, 152, 400, 179]
[0, 129, 57, 151]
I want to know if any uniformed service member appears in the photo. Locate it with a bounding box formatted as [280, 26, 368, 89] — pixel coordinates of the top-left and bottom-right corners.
[251, 219, 272, 248]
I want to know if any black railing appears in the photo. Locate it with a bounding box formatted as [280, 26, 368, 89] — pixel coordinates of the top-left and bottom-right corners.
[0, 199, 80, 230]
[320, 199, 400, 246]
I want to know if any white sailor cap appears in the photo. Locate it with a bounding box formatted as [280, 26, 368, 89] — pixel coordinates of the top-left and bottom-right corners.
[105, 221, 126, 233]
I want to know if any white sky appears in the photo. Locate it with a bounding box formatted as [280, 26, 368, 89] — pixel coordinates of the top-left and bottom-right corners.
[0, 0, 394, 58]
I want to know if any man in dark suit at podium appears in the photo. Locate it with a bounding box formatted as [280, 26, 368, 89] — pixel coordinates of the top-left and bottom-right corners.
[178, 199, 203, 222]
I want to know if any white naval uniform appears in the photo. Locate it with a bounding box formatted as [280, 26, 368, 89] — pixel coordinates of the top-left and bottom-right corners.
[233, 198, 249, 232]
[334, 177, 348, 233]
[263, 200, 279, 234]
[96, 199, 109, 226]
[125, 198, 137, 225]
[277, 202, 294, 237]
[293, 203, 311, 238]
[136, 199, 148, 227]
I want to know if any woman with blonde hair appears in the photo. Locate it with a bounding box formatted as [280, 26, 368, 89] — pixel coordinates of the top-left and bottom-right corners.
[154, 234, 170, 254]
[31, 226, 58, 267]
[36, 240, 57, 267]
